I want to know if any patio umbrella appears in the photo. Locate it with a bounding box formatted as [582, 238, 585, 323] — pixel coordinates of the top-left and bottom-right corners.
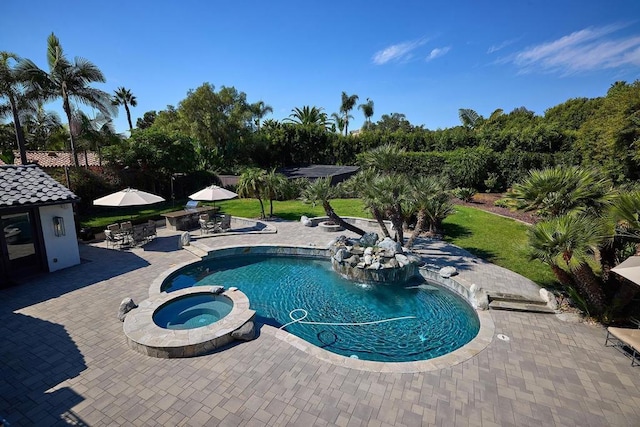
[188, 185, 237, 203]
[612, 256, 640, 286]
[93, 188, 165, 207]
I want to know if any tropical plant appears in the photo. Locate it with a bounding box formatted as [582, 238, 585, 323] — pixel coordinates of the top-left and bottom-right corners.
[301, 177, 366, 236]
[358, 144, 405, 174]
[405, 176, 454, 247]
[452, 187, 477, 203]
[237, 168, 267, 219]
[285, 106, 330, 129]
[340, 91, 359, 136]
[0, 51, 30, 164]
[527, 215, 609, 314]
[262, 169, 287, 217]
[358, 98, 374, 130]
[330, 112, 345, 134]
[19, 33, 116, 167]
[506, 166, 615, 218]
[112, 87, 137, 131]
[250, 100, 273, 130]
[368, 174, 409, 243]
[20, 101, 62, 150]
[458, 108, 483, 129]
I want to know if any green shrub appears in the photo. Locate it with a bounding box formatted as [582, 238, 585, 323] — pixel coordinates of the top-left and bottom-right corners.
[452, 187, 477, 202]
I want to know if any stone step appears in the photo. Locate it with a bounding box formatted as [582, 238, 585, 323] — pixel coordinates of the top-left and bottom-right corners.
[488, 292, 546, 305]
[488, 300, 556, 314]
[182, 245, 208, 258]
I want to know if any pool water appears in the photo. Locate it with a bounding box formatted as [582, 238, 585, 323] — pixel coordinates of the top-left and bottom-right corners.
[153, 294, 233, 330]
[163, 256, 479, 362]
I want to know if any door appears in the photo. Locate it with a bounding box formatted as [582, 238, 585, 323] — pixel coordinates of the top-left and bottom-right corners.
[0, 211, 43, 286]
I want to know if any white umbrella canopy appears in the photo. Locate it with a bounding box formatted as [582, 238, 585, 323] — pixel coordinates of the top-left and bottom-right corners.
[188, 185, 238, 202]
[612, 256, 640, 286]
[93, 188, 165, 207]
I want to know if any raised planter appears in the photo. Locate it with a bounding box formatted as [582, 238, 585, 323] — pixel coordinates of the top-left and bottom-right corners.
[318, 221, 344, 232]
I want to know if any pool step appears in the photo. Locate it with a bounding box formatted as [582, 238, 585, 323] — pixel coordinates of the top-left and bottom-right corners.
[182, 244, 208, 258]
[488, 293, 555, 314]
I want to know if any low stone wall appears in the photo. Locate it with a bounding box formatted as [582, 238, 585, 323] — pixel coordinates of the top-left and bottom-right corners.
[309, 216, 393, 230]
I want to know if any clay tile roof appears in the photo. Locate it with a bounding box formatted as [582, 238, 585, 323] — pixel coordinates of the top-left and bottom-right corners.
[0, 165, 80, 208]
[13, 151, 102, 167]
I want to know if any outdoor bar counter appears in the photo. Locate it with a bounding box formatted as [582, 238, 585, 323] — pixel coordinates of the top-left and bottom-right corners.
[162, 206, 219, 231]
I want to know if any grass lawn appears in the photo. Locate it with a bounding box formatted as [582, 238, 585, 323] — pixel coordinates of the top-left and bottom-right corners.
[443, 205, 557, 287]
[79, 197, 555, 288]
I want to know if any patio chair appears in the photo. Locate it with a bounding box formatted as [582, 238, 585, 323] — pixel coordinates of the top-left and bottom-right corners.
[132, 225, 146, 246]
[120, 221, 133, 231]
[605, 323, 640, 366]
[146, 220, 157, 241]
[199, 217, 217, 235]
[107, 223, 120, 233]
[104, 230, 124, 249]
[219, 214, 231, 232]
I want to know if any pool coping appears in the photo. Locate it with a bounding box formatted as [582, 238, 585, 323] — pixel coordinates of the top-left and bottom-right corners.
[124, 286, 255, 358]
[149, 244, 495, 372]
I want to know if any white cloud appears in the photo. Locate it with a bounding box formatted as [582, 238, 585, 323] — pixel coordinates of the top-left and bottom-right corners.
[509, 24, 640, 74]
[487, 38, 518, 54]
[426, 46, 451, 61]
[372, 39, 427, 65]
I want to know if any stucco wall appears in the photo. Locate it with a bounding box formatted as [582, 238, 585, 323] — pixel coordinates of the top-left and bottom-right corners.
[39, 204, 80, 272]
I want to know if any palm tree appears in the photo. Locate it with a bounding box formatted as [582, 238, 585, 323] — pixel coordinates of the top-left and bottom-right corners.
[330, 112, 345, 134]
[251, 100, 273, 130]
[340, 92, 359, 136]
[263, 169, 287, 218]
[19, 33, 115, 167]
[528, 215, 609, 314]
[358, 144, 405, 174]
[0, 51, 29, 164]
[237, 168, 267, 219]
[301, 177, 366, 236]
[20, 101, 62, 150]
[405, 176, 454, 247]
[285, 106, 330, 129]
[506, 166, 615, 219]
[358, 98, 374, 130]
[458, 108, 483, 129]
[112, 87, 137, 131]
[352, 169, 392, 238]
[370, 174, 409, 243]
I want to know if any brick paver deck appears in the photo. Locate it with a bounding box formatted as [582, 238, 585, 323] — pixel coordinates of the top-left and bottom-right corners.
[2, 220, 640, 426]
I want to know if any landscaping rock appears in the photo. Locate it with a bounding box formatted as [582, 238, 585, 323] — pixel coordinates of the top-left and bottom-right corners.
[210, 286, 224, 295]
[300, 215, 313, 227]
[178, 232, 190, 248]
[118, 297, 137, 321]
[231, 321, 256, 341]
[378, 237, 402, 255]
[334, 248, 347, 263]
[395, 254, 409, 267]
[358, 232, 378, 247]
[439, 266, 458, 278]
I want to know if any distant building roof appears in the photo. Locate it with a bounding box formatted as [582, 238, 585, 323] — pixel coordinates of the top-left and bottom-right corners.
[13, 151, 102, 167]
[278, 165, 359, 181]
[0, 165, 80, 208]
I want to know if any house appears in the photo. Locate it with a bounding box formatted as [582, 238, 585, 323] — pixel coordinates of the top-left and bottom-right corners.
[12, 150, 103, 169]
[0, 165, 81, 287]
[278, 165, 359, 185]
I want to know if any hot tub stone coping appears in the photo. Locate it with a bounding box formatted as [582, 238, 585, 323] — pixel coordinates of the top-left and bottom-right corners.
[124, 286, 255, 358]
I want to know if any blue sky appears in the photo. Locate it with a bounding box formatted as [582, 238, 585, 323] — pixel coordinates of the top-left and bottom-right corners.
[3, 0, 640, 134]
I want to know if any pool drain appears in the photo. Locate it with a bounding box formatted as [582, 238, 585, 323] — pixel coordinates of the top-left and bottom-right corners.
[497, 334, 510, 341]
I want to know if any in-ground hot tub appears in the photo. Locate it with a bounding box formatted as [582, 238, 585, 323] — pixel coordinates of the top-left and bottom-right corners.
[124, 287, 255, 358]
[153, 293, 233, 330]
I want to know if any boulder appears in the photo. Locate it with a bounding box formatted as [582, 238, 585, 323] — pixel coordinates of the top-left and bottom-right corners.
[300, 215, 313, 227]
[364, 254, 373, 265]
[395, 254, 409, 267]
[358, 232, 378, 247]
[439, 266, 458, 278]
[345, 255, 360, 266]
[377, 237, 402, 255]
[369, 261, 382, 270]
[210, 286, 224, 295]
[385, 258, 400, 269]
[539, 288, 558, 310]
[178, 232, 190, 248]
[231, 321, 256, 341]
[364, 247, 374, 255]
[334, 248, 348, 263]
[118, 297, 138, 321]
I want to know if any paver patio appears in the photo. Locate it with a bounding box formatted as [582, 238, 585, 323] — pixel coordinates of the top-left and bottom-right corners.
[2, 220, 640, 426]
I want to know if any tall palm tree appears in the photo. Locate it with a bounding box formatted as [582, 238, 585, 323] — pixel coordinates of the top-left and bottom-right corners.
[353, 169, 392, 238]
[251, 100, 273, 130]
[340, 91, 359, 136]
[19, 33, 115, 167]
[330, 112, 345, 134]
[358, 98, 374, 130]
[369, 174, 409, 243]
[301, 177, 366, 236]
[112, 87, 137, 131]
[0, 51, 29, 164]
[237, 168, 267, 219]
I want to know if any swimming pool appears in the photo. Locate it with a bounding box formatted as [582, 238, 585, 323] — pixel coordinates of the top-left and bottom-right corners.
[162, 255, 480, 362]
